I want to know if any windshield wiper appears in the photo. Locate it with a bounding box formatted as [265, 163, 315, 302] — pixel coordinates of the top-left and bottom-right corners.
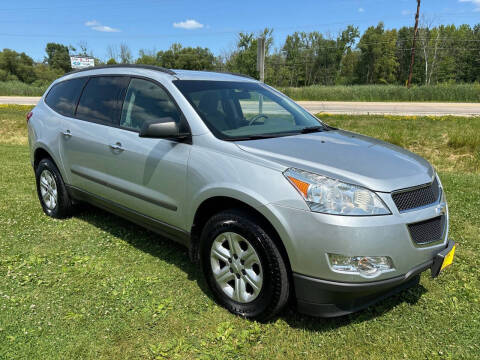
[231, 134, 285, 141]
[228, 132, 298, 141]
[299, 126, 325, 134]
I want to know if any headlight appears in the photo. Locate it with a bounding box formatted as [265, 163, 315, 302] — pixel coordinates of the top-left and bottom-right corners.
[284, 168, 390, 216]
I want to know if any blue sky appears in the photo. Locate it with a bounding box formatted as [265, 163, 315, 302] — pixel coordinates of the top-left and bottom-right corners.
[1, 0, 479, 61]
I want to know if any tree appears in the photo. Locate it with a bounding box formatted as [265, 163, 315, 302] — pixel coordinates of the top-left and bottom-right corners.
[45, 43, 72, 72]
[136, 49, 158, 66]
[77, 41, 89, 56]
[280, 26, 359, 86]
[454, 24, 479, 83]
[473, 24, 480, 82]
[119, 43, 132, 64]
[33, 63, 64, 85]
[338, 49, 360, 84]
[0, 49, 36, 83]
[106, 45, 119, 63]
[226, 28, 273, 79]
[156, 43, 215, 70]
[397, 26, 424, 84]
[356, 23, 398, 84]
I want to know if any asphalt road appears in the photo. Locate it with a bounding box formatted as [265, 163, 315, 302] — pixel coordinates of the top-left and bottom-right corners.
[0, 96, 41, 105]
[297, 101, 480, 116]
[1, 96, 479, 116]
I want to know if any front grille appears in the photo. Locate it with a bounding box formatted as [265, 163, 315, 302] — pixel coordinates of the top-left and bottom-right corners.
[392, 177, 440, 212]
[408, 216, 445, 245]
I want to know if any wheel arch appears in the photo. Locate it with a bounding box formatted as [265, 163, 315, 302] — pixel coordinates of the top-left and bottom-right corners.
[32, 144, 69, 182]
[33, 146, 55, 169]
[189, 195, 293, 282]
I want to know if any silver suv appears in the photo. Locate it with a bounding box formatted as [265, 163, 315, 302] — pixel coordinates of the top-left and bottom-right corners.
[28, 65, 455, 320]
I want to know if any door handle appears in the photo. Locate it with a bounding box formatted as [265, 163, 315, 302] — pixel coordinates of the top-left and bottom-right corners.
[109, 142, 125, 152]
[62, 130, 72, 138]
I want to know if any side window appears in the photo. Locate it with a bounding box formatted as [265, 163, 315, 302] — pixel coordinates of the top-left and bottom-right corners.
[45, 77, 88, 117]
[120, 78, 181, 131]
[76, 76, 130, 125]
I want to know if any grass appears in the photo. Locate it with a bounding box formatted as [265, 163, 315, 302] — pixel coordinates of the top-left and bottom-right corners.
[1, 105, 479, 359]
[2, 81, 480, 103]
[0, 81, 47, 97]
[317, 113, 480, 174]
[280, 83, 480, 102]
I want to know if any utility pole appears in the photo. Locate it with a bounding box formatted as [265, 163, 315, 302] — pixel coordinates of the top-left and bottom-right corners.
[257, 36, 265, 114]
[256, 36, 265, 83]
[407, 0, 421, 88]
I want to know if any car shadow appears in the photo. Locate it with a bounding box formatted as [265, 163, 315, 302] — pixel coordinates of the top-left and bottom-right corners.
[74, 204, 215, 300]
[74, 204, 428, 332]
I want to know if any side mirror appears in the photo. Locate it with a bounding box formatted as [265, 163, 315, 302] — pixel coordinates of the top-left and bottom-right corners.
[139, 120, 190, 141]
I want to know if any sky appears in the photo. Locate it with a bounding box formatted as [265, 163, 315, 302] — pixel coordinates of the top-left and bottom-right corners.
[0, 0, 479, 62]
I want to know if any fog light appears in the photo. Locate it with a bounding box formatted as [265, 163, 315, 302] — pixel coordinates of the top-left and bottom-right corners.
[327, 254, 394, 278]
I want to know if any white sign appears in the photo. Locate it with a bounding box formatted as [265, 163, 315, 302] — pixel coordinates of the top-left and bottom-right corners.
[70, 56, 95, 69]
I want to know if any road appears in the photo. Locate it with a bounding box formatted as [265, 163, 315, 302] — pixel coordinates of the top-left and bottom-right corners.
[296, 101, 480, 116]
[0, 96, 41, 105]
[1, 96, 479, 116]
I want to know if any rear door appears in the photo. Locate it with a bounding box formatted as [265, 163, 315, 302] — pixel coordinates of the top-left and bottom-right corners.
[101, 77, 191, 229]
[43, 76, 88, 177]
[60, 75, 130, 198]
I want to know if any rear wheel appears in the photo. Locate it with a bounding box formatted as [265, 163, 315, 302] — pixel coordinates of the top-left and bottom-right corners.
[35, 158, 73, 218]
[200, 209, 289, 320]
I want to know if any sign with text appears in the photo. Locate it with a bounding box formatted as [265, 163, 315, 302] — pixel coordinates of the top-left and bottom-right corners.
[70, 56, 95, 69]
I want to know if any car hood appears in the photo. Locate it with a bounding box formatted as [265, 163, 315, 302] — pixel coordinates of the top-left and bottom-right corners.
[235, 130, 434, 192]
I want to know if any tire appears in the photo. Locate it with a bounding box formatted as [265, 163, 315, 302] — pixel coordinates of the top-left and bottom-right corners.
[35, 158, 73, 219]
[200, 209, 290, 321]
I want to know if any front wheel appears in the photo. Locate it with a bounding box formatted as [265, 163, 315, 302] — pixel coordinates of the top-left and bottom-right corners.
[200, 210, 289, 320]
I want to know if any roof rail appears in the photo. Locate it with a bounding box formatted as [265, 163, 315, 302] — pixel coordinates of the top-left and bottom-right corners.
[203, 70, 256, 80]
[66, 64, 176, 76]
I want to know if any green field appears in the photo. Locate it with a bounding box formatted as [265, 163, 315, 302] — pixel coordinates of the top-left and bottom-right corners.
[0, 81, 47, 97]
[1, 105, 479, 359]
[281, 83, 480, 102]
[2, 81, 480, 103]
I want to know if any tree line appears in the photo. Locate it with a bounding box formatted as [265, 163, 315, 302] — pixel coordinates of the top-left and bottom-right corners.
[1, 22, 479, 88]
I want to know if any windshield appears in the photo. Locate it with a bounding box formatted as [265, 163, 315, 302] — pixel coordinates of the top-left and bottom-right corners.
[173, 80, 326, 140]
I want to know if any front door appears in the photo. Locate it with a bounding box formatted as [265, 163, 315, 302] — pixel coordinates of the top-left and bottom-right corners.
[101, 77, 191, 230]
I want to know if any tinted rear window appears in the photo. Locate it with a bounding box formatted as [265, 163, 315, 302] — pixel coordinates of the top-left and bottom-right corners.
[76, 76, 130, 125]
[45, 77, 88, 117]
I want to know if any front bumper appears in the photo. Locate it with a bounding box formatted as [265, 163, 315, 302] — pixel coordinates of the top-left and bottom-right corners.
[294, 240, 455, 317]
[264, 193, 449, 283]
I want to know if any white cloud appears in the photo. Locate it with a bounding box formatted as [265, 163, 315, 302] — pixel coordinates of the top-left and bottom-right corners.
[92, 25, 121, 32]
[358, 7, 365, 12]
[173, 19, 204, 30]
[85, 20, 121, 32]
[85, 20, 100, 27]
[459, 0, 480, 11]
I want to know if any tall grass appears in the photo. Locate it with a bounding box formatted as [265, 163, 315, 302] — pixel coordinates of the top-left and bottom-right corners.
[1, 80, 479, 102]
[281, 83, 480, 102]
[447, 118, 480, 153]
[0, 81, 47, 96]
